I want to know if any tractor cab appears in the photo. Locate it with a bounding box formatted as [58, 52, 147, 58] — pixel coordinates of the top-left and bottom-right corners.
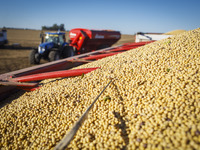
[44, 32, 65, 46]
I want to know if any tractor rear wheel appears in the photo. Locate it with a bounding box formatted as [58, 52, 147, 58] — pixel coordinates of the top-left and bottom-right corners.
[62, 46, 75, 58]
[29, 49, 40, 64]
[49, 51, 60, 62]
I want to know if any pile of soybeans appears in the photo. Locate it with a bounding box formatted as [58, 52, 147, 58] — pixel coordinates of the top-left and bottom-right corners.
[0, 28, 200, 150]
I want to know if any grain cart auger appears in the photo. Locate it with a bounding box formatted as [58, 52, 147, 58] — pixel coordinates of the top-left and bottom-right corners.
[29, 32, 74, 64]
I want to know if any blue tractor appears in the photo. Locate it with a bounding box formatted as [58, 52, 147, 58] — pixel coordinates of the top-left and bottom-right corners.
[29, 32, 74, 64]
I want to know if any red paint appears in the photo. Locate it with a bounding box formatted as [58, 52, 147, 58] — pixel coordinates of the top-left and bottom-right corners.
[83, 52, 122, 60]
[69, 28, 121, 53]
[10, 67, 100, 82]
[18, 86, 41, 91]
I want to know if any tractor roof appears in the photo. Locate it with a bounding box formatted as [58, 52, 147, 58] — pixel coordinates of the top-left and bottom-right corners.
[45, 32, 65, 35]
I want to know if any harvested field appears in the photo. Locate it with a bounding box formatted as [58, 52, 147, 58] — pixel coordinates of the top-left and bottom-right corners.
[0, 28, 200, 149]
[114, 34, 135, 45]
[6, 29, 41, 47]
[0, 29, 135, 74]
[0, 50, 33, 74]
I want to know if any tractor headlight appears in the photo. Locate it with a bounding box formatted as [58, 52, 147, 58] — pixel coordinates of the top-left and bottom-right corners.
[38, 46, 45, 54]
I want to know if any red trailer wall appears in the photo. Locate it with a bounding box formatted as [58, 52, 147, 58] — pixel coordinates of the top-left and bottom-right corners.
[69, 28, 121, 53]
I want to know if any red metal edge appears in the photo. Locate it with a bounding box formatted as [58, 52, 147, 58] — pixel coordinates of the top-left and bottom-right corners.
[83, 52, 122, 60]
[10, 67, 100, 82]
[0, 81, 38, 87]
[17, 86, 41, 92]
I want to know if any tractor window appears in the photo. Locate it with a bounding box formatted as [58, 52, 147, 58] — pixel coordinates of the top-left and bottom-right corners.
[53, 37, 59, 44]
[0, 33, 3, 37]
[45, 36, 59, 44]
[45, 36, 53, 42]
[45, 34, 64, 45]
[58, 35, 64, 45]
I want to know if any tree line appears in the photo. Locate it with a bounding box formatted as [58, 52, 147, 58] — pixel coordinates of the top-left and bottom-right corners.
[42, 24, 65, 31]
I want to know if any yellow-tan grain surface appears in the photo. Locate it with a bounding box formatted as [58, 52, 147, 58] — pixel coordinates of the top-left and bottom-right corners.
[0, 28, 200, 149]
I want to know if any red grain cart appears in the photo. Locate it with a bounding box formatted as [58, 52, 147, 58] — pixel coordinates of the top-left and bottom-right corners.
[69, 28, 121, 54]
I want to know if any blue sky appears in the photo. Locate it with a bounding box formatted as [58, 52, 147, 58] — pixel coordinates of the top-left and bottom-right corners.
[0, 0, 199, 34]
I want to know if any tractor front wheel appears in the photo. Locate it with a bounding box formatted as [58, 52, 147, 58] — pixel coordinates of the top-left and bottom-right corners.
[29, 49, 40, 64]
[49, 51, 60, 62]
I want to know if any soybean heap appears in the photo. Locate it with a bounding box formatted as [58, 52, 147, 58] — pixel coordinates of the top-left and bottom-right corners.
[0, 28, 200, 149]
